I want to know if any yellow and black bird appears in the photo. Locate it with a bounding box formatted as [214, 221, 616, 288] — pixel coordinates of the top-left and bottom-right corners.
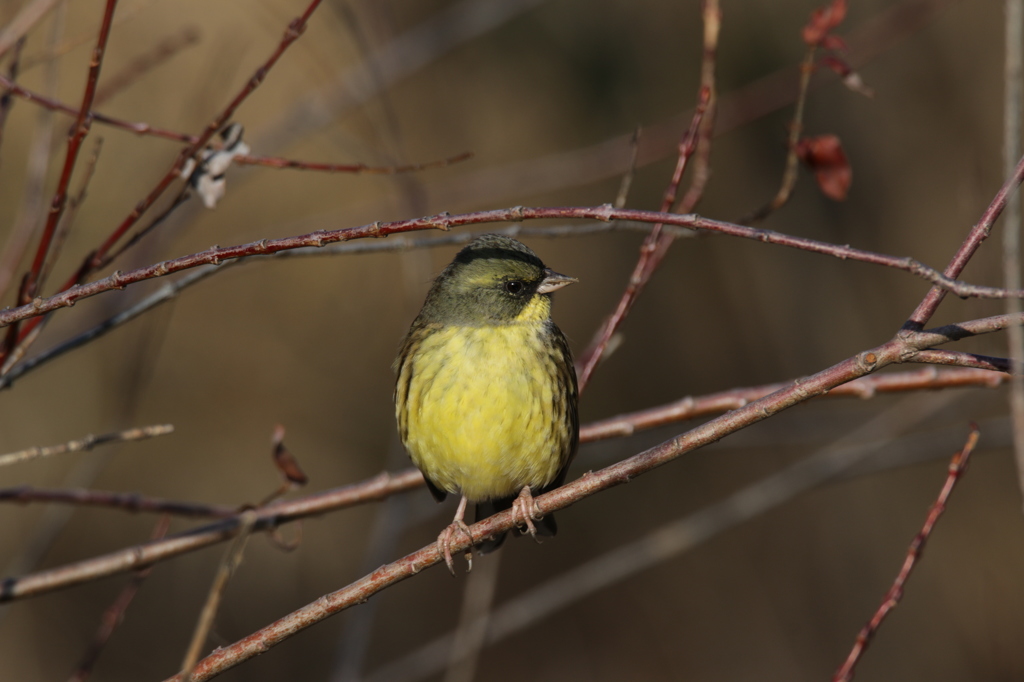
[394, 234, 579, 572]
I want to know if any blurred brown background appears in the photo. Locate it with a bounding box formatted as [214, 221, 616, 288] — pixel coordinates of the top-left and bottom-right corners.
[1, 0, 1023, 680]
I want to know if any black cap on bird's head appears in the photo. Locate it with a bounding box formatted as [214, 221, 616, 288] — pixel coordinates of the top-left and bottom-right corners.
[417, 234, 577, 325]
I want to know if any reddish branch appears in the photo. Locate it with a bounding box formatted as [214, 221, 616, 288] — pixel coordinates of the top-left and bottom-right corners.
[0, 0, 327, 364]
[832, 426, 978, 682]
[2, 205, 1024, 330]
[580, 367, 1004, 442]
[0, 72, 194, 141]
[577, 0, 719, 389]
[740, 44, 818, 225]
[68, 516, 171, 682]
[22, 0, 118, 300]
[576, 89, 709, 389]
[906, 150, 1024, 329]
[86, 0, 324, 271]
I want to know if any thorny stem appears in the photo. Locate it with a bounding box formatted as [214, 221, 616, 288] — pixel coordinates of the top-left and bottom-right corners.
[3, 206, 1024, 330]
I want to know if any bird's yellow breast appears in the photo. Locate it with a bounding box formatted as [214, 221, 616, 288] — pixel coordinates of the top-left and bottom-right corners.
[397, 313, 567, 501]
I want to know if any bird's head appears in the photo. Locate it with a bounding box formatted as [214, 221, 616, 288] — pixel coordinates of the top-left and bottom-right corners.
[420, 234, 577, 326]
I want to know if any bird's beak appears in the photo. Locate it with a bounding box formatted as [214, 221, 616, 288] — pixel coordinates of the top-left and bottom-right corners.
[537, 269, 578, 294]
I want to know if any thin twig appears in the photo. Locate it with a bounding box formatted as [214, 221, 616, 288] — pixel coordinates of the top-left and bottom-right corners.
[614, 126, 643, 208]
[0, 3, 64, 303]
[38, 137, 104, 293]
[1, 138, 105, 378]
[0, 469, 425, 602]
[577, 85, 712, 389]
[678, 0, 719, 213]
[0, 486, 235, 518]
[831, 426, 979, 682]
[0, 424, 174, 468]
[905, 151, 1024, 329]
[22, 0, 119, 300]
[85, 0, 325, 273]
[0, 37, 26, 158]
[580, 366, 1004, 442]
[739, 45, 817, 225]
[0, 0, 327, 360]
[67, 516, 172, 682]
[5, 204, 1024, 330]
[234, 151, 472, 174]
[180, 511, 258, 681]
[0, 71, 199, 143]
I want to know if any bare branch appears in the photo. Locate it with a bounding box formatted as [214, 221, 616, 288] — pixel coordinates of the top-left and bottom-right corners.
[905, 150, 1024, 329]
[180, 511, 257, 681]
[577, 86, 712, 387]
[0, 486, 234, 518]
[6, 206, 1024, 330]
[832, 425, 979, 682]
[0, 424, 174, 468]
[67, 516, 171, 682]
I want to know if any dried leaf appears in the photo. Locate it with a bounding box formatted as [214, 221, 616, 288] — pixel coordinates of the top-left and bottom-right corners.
[796, 134, 851, 201]
[272, 424, 308, 486]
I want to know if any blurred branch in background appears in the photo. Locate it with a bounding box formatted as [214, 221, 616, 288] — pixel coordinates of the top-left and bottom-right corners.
[0, 423, 173, 468]
[1003, 0, 1024, 507]
[66, 515, 171, 682]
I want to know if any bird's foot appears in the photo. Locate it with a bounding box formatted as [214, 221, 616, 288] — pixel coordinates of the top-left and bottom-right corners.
[437, 520, 474, 575]
[511, 486, 543, 541]
[437, 495, 474, 575]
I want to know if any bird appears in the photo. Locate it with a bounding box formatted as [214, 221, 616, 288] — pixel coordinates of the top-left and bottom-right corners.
[394, 234, 579, 574]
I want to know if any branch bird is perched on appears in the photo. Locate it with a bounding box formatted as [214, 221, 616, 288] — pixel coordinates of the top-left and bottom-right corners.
[394, 234, 579, 573]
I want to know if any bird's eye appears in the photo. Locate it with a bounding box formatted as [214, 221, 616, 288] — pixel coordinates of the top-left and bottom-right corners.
[503, 280, 525, 295]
